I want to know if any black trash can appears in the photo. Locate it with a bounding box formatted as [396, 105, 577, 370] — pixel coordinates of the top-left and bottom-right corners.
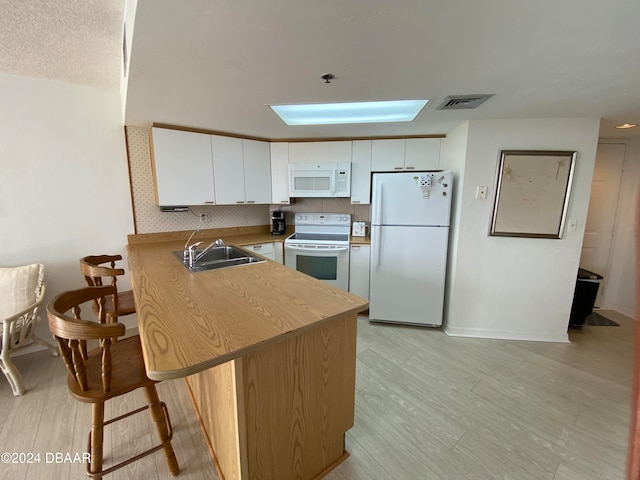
[569, 268, 603, 327]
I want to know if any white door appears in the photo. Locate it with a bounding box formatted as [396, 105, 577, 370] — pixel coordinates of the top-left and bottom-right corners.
[580, 143, 625, 307]
[211, 135, 245, 204]
[151, 128, 215, 206]
[270, 143, 290, 205]
[349, 244, 370, 300]
[371, 139, 405, 171]
[404, 138, 441, 171]
[369, 225, 448, 325]
[284, 244, 350, 291]
[372, 172, 452, 226]
[243, 139, 271, 204]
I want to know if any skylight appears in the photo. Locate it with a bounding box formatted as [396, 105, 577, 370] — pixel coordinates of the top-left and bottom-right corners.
[269, 100, 429, 126]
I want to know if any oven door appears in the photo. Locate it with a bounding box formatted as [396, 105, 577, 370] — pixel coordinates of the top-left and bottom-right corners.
[284, 243, 350, 291]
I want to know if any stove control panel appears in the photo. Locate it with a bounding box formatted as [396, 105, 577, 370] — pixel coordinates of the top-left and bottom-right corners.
[294, 213, 351, 226]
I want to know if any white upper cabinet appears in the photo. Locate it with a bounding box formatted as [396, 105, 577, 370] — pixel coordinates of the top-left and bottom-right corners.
[151, 126, 442, 206]
[151, 127, 215, 206]
[371, 138, 441, 172]
[405, 138, 441, 171]
[371, 139, 405, 171]
[270, 142, 290, 204]
[211, 136, 272, 205]
[288, 141, 352, 164]
[211, 135, 245, 204]
[351, 140, 372, 205]
[242, 139, 271, 204]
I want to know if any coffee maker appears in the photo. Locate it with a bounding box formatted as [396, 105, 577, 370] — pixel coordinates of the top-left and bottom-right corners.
[270, 211, 286, 235]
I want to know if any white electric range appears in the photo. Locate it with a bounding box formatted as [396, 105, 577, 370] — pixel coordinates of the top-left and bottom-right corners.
[284, 213, 351, 291]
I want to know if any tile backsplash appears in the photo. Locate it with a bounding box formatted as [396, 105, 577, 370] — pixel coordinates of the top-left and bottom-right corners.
[126, 126, 370, 234]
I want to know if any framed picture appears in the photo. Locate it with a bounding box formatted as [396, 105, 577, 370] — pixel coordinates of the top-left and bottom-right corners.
[489, 150, 577, 238]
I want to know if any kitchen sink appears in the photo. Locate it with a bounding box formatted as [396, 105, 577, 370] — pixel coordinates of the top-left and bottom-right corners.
[173, 245, 266, 272]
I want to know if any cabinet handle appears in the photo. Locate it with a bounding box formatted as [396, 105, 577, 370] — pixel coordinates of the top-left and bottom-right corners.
[205, 201, 215, 204]
[394, 167, 403, 170]
[280, 200, 289, 203]
[236, 200, 245, 204]
[246, 200, 256, 204]
[405, 166, 415, 170]
[253, 245, 262, 250]
[352, 245, 360, 249]
[352, 200, 360, 204]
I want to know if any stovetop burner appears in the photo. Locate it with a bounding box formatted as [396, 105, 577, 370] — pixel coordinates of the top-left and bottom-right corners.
[285, 213, 351, 246]
[287, 232, 349, 242]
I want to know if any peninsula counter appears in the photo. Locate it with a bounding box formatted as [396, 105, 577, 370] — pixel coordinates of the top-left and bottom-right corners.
[127, 232, 368, 480]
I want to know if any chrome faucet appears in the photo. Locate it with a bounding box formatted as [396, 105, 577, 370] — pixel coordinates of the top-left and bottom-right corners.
[195, 238, 224, 262]
[187, 242, 203, 268]
[183, 230, 201, 265]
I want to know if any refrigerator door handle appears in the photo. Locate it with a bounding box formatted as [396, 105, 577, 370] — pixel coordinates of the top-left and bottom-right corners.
[373, 228, 382, 268]
[374, 182, 383, 226]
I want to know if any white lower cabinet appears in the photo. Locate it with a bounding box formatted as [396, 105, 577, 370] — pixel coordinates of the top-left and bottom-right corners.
[349, 244, 370, 300]
[243, 242, 283, 264]
[273, 242, 284, 264]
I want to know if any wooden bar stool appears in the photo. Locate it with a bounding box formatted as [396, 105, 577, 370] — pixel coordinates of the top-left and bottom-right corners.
[46, 286, 179, 478]
[79, 255, 136, 324]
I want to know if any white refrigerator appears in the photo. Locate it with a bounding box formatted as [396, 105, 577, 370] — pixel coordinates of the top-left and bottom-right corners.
[369, 171, 452, 326]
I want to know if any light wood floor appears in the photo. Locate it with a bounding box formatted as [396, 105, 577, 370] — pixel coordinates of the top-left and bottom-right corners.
[0, 310, 633, 479]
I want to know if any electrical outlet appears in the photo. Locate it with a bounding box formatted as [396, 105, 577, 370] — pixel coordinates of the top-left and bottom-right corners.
[199, 213, 211, 223]
[476, 185, 488, 199]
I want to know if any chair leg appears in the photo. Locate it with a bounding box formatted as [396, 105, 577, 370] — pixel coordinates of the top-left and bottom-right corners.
[0, 352, 26, 396]
[144, 385, 180, 476]
[31, 334, 59, 357]
[90, 402, 105, 479]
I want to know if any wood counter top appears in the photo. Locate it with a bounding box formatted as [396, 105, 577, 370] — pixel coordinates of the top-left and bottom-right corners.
[127, 238, 368, 381]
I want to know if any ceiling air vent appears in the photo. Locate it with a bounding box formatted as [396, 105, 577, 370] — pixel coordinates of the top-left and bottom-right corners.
[436, 94, 494, 110]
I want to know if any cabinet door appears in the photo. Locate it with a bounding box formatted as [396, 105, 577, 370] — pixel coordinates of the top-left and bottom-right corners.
[211, 135, 245, 205]
[270, 142, 290, 204]
[243, 242, 275, 260]
[243, 139, 271, 204]
[371, 139, 405, 171]
[405, 138, 441, 171]
[351, 140, 372, 204]
[288, 141, 352, 164]
[273, 242, 284, 264]
[151, 127, 215, 206]
[349, 244, 370, 300]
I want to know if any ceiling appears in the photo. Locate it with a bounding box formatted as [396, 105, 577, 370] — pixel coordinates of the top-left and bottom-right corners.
[0, 0, 124, 91]
[2, 0, 639, 139]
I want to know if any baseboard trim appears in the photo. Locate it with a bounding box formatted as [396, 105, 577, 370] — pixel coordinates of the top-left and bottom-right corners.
[443, 325, 569, 343]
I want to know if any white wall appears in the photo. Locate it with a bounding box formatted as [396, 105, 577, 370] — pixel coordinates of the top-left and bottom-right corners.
[598, 138, 639, 318]
[441, 122, 469, 322]
[442, 118, 600, 342]
[121, 0, 138, 119]
[0, 73, 134, 338]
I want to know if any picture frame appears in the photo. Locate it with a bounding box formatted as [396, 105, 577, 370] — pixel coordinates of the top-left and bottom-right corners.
[489, 150, 577, 239]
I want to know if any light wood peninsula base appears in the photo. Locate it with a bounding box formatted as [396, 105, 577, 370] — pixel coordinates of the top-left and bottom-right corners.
[186, 312, 357, 480]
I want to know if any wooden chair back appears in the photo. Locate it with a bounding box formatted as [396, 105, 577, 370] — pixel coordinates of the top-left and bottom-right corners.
[46, 286, 126, 394]
[81, 254, 127, 309]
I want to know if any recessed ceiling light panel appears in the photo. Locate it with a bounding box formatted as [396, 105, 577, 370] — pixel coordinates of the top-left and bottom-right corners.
[615, 123, 637, 129]
[269, 100, 429, 125]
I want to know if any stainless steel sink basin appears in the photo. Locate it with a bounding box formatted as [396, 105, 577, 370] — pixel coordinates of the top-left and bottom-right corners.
[173, 245, 266, 272]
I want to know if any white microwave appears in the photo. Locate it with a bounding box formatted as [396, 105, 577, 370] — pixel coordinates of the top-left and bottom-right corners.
[288, 162, 351, 198]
